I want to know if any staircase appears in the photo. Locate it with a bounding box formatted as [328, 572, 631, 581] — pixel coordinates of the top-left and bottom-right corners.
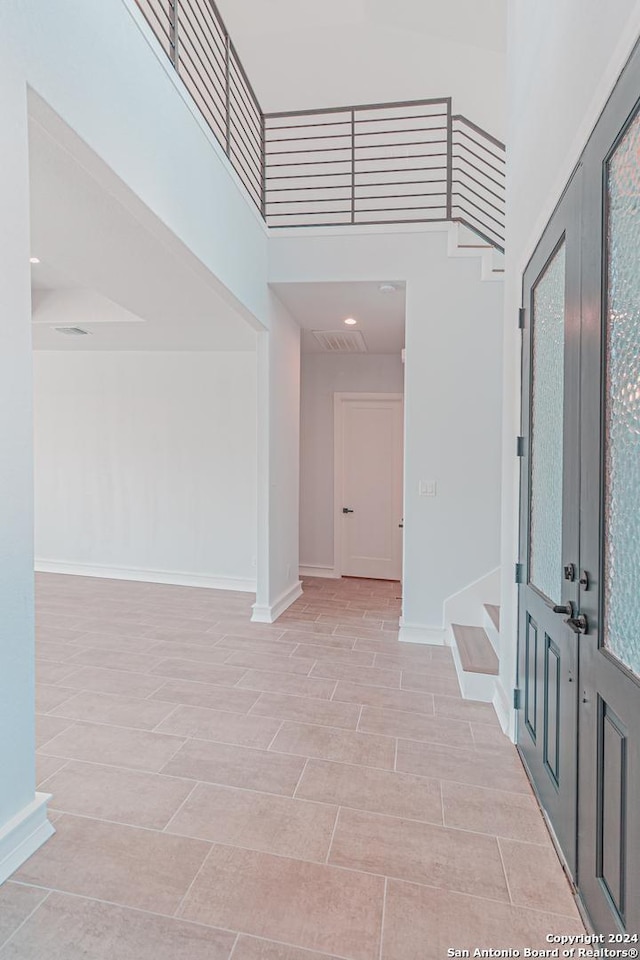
[449, 601, 500, 702]
[447, 223, 505, 282]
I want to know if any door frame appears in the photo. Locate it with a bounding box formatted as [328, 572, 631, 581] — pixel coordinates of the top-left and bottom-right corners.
[333, 392, 404, 579]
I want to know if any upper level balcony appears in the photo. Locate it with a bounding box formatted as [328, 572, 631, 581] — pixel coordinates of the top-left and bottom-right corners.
[134, 0, 505, 251]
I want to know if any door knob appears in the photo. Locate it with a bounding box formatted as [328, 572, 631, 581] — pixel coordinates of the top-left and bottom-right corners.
[552, 601, 574, 617]
[342, 507, 354, 514]
[566, 614, 588, 635]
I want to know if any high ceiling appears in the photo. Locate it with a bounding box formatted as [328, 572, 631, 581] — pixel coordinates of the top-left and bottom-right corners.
[215, 0, 507, 136]
[28, 114, 257, 352]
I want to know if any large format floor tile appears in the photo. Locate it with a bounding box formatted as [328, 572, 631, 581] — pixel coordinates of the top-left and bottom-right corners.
[155, 703, 282, 748]
[296, 759, 442, 824]
[161, 737, 306, 795]
[328, 807, 509, 901]
[39, 721, 185, 773]
[16, 572, 583, 953]
[382, 880, 585, 959]
[0, 891, 236, 960]
[232, 936, 342, 960]
[14, 814, 210, 914]
[179, 844, 385, 960]
[0, 884, 49, 950]
[270, 721, 396, 769]
[40, 760, 195, 828]
[166, 781, 338, 860]
[441, 779, 549, 843]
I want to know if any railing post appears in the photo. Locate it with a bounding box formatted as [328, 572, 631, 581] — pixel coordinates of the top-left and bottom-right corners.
[169, 0, 179, 70]
[225, 34, 231, 158]
[350, 109, 356, 225]
[446, 97, 453, 221]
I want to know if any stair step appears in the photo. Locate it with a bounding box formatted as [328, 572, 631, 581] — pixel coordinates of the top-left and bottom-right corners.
[451, 624, 499, 676]
[483, 603, 500, 631]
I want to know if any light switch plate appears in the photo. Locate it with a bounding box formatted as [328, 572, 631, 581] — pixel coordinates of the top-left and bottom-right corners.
[419, 480, 437, 497]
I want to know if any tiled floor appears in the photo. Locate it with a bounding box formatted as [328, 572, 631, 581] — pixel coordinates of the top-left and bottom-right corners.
[0, 574, 585, 958]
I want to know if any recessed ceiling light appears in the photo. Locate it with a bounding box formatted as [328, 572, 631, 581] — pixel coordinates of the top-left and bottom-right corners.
[344, 317, 357, 325]
[30, 257, 41, 264]
[379, 283, 397, 294]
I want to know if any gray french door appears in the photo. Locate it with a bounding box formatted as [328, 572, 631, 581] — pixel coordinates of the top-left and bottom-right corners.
[517, 174, 582, 877]
[577, 49, 640, 934]
[517, 40, 640, 933]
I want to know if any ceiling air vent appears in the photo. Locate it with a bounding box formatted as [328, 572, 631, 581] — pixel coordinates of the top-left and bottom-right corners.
[54, 326, 91, 336]
[312, 329, 367, 353]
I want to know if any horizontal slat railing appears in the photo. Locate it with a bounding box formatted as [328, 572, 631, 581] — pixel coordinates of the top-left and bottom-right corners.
[135, 0, 263, 213]
[132, 1, 506, 249]
[264, 99, 451, 228]
[451, 114, 505, 250]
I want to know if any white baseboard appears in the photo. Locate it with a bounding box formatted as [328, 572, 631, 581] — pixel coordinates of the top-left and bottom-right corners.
[493, 676, 516, 742]
[252, 580, 303, 623]
[299, 565, 339, 580]
[0, 793, 54, 885]
[398, 619, 447, 645]
[35, 559, 256, 594]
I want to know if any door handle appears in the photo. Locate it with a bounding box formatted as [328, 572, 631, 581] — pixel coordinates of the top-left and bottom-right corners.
[342, 507, 354, 514]
[566, 614, 588, 635]
[552, 601, 574, 617]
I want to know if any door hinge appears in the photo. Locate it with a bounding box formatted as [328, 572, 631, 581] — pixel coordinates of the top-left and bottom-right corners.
[515, 562, 524, 584]
[516, 435, 525, 457]
[518, 307, 526, 329]
[513, 688, 521, 709]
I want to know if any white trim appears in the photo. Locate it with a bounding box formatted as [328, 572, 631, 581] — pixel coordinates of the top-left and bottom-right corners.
[0, 793, 54, 885]
[299, 565, 339, 579]
[398, 619, 447, 645]
[493, 676, 515, 742]
[35, 560, 256, 593]
[271, 221, 452, 241]
[251, 580, 303, 623]
[333, 392, 404, 580]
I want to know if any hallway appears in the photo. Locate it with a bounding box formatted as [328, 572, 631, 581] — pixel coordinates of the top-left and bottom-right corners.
[1, 575, 584, 957]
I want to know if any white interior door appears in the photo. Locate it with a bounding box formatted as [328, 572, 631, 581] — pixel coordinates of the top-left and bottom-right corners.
[336, 395, 403, 580]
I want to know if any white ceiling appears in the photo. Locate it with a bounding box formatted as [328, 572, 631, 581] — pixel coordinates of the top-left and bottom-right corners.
[28, 118, 257, 352]
[272, 281, 406, 354]
[215, 0, 507, 135]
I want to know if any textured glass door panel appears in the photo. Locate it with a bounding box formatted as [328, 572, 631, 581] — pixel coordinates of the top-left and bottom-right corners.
[530, 243, 566, 604]
[604, 108, 640, 679]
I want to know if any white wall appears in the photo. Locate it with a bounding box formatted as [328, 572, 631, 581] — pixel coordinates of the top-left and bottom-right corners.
[216, 0, 507, 138]
[498, 0, 640, 733]
[33, 351, 257, 589]
[0, 53, 38, 839]
[271, 229, 503, 634]
[254, 292, 302, 620]
[300, 353, 404, 571]
[3, 0, 268, 325]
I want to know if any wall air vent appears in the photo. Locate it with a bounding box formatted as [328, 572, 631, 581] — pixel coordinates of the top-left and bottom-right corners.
[312, 330, 367, 353]
[54, 326, 91, 336]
